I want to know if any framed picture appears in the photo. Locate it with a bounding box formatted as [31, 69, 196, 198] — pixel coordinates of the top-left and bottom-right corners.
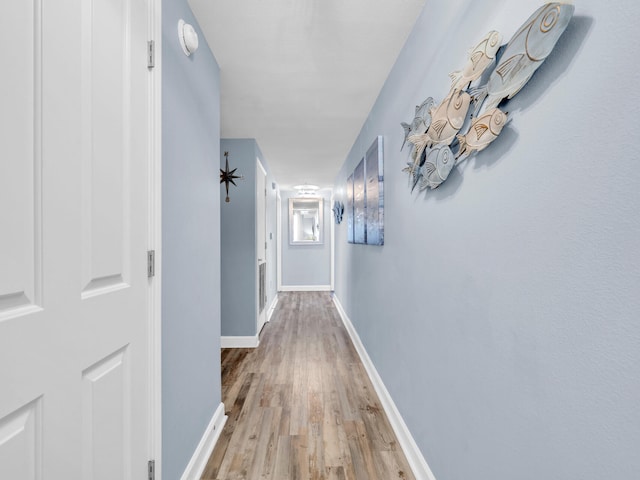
[346, 136, 384, 245]
[353, 158, 366, 244]
[365, 136, 384, 245]
[346, 174, 354, 243]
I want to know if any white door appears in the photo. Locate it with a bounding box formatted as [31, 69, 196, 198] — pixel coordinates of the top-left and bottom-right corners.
[256, 159, 267, 333]
[0, 0, 152, 478]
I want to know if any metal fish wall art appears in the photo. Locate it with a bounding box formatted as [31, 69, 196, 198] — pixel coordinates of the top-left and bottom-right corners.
[404, 160, 423, 191]
[332, 201, 344, 224]
[471, 2, 575, 115]
[399, 3, 575, 195]
[407, 87, 471, 171]
[449, 30, 503, 91]
[419, 145, 456, 190]
[403, 148, 427, 192]
[456, 108, 508, 161]
[400, 97, 435, 150]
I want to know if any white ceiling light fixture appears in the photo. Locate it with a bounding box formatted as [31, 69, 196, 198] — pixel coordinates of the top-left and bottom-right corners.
[178, 19, 199, 56]
[293, 184, 319, 196]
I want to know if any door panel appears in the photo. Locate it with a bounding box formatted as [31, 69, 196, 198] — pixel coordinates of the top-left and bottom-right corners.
[82, 347, 130, 480]
[0, 0, 151, 477]
[0, 0, 42, 320]
[81, 0, 132, 297]
[0, 398, 42, 480]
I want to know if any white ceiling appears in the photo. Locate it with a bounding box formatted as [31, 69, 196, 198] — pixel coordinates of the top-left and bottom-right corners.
[188, 0, 426, 189]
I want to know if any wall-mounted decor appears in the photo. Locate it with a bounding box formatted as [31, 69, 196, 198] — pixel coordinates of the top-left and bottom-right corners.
[220, 151, 243, 202]
[353, 158, 366, 244]
[449, 30, 502, 91]
[346, 136, 384, 245]
[471, 3, 574, 115]
[401, 2, 574, 192]
[346, 174, 354, 243]
[400, 97, 434, 151]
[289, 197, 323, 245]
[365, 136, 384, 245]
[417, 144, 456, 191]
[332, 201, 344, 224]
[456, 108, 508, 160]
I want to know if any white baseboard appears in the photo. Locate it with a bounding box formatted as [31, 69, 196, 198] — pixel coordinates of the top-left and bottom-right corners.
[267, 294, 279, 322]
[279, 285, 331, 292]
[180, 402, 227, 480]
[332, 295, 437, 480]
[221, 335, 260, 348]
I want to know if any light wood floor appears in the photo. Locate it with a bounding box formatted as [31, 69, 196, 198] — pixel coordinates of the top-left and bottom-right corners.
[201, 291, 414, 480]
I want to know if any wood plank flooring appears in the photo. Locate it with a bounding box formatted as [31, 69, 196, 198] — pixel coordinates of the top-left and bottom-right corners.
[201, 291, 414, 480]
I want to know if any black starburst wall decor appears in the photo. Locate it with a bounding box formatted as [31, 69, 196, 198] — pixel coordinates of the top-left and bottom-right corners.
[220, 151, 243, 203]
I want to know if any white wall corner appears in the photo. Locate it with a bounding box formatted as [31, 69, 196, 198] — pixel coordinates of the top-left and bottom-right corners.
[180, 402, 227, 480]
[279, 285, 332, 292]
[267, 294, 279, 322]
[220, 335, 260, 348]
[332, 295, 437, 480]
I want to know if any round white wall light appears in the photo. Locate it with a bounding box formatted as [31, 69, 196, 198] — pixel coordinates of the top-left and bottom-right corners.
[178, 19, 199, 57]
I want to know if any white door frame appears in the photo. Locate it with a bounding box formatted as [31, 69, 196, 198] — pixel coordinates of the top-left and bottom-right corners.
[330, 190, 335, 291]
[256, 158, 267, 334]
[148, 0, 163, 476]
[276, 191, 282, 291]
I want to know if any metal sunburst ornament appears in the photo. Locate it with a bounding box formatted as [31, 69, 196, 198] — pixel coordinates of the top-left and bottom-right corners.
[220, 151, 243, 203]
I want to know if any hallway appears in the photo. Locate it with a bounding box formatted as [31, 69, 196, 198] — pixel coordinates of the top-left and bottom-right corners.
[202, 292, 413, 480]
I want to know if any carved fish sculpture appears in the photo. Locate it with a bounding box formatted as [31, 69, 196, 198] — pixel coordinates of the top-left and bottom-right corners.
[419, 145, 456, 190]
[400, 97, 435, 150]
[456, 108, 508, 160]
[332, 201, 344, 224]
[407, 88, 471, 170]
[449, 30, 503, 91]
[472, 2, 574, 114]
[403, 160, 424, 192]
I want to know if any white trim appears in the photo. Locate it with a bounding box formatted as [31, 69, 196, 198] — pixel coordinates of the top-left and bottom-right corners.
[0, 305, 43, 323]
[332, 295, 437, 480]
[266, 294, 278, 322]
[256, 158, 267, 335]
[221, 335, 260, 348]
[148, 0, 162, 477]
[180, 403, 227, 480]
[276, 192, 282, 291]
[330, 191, 335, 291]
[279, 285, 331, 292]
[256, 156, 267, 176]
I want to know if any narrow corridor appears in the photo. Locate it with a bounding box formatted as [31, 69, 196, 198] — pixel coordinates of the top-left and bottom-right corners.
[202, 292, 413, 480]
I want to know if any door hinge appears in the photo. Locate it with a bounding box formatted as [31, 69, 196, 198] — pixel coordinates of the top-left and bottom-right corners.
[147, 250, 155, 278]
[148, 460, 155, 480]
[147, 40, 155, 69]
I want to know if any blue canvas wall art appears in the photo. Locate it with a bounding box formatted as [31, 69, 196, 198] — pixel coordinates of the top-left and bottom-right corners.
[346, 136, 384, 245]
[353, 158, 366, 244]
[365, 136, 384, 245]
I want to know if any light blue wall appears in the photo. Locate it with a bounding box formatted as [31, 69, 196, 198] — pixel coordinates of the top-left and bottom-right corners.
[220, 138, 278, 336]
[281, 190, 332, 287]
[162, 0, 221, 478]
[220, 139, 256, 337]
[334, 1, 640, 480]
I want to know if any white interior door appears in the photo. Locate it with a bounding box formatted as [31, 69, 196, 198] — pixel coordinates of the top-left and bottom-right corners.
[0, 0, 152, 478]
[256, 159, 267, 333]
